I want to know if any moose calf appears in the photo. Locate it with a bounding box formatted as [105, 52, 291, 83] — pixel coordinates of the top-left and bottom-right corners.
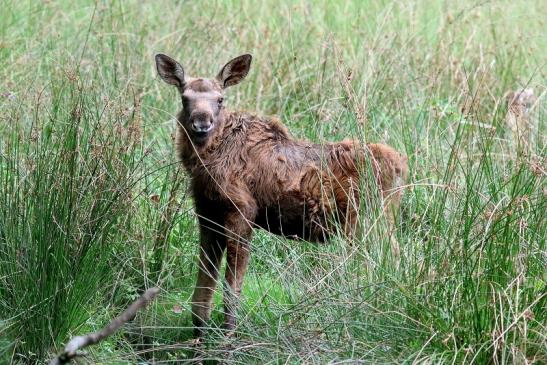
[155, 53, 408, 338]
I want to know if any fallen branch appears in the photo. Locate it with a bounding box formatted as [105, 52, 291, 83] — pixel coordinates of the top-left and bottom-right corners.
[49, 287, 161, 365]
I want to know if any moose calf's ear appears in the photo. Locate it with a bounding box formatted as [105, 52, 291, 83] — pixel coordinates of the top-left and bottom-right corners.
[155, 54, 185, 88]
[216, 54, 252, 89]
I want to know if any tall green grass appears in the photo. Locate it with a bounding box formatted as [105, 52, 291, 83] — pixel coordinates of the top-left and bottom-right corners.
[0, 67, 144, 361]
[0, 0, 545, 364]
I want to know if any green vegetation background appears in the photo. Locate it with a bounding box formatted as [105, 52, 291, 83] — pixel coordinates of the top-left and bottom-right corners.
[0, 0, 545, 363]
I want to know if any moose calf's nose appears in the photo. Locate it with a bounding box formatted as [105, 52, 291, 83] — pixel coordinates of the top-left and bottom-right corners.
[191, 120, 212, 132]
[190, 113, 213, 133]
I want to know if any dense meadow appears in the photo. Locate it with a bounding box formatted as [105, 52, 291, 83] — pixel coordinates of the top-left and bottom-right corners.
[0, 0, 545, 363]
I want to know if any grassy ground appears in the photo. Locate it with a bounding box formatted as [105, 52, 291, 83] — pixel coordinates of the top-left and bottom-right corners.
[0, 0, 545, 363]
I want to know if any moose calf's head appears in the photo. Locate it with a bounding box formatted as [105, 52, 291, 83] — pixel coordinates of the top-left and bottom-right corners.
[155, 53, 252, 146]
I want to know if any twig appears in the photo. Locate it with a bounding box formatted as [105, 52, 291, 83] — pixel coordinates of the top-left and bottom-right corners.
[49, 287, 160, 365]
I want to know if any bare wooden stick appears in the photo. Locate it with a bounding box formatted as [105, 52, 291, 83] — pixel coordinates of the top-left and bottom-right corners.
[49, 287, 160, 365]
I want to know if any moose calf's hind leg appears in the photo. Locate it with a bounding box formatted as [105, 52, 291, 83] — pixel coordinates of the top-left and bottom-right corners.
[191, 233, 225, 338]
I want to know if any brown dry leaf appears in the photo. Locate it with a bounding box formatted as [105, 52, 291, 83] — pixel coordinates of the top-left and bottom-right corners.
[150, 194, 160, 204]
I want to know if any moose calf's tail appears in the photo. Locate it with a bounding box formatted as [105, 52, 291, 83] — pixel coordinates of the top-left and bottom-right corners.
[365, 143, 408, 208]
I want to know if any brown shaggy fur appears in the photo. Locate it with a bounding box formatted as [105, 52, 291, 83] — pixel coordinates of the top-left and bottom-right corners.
[155, 53, 408, 338]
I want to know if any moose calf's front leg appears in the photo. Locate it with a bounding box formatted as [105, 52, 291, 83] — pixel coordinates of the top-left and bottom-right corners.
[224, 239, 251, 333]
[191, 229, 225, 338]
[223, 209, 254, 334]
